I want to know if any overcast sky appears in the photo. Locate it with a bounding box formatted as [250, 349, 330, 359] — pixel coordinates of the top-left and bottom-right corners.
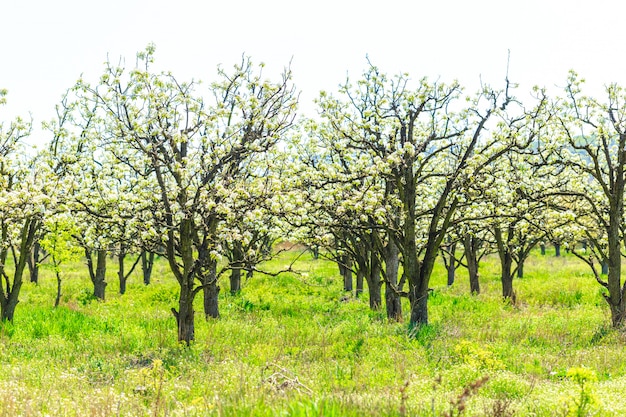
[1, 0, 625, 142]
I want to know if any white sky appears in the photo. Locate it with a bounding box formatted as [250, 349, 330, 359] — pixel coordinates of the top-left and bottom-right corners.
[1, 0, 625, 144]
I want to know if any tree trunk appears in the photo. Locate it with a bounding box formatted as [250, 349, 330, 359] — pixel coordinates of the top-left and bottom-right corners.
[409, 289, 428, 327]
[501, 266, 514, 301]
[54, 270, 62, 308]
[602, 259, 609, 275]
[173, 281, 195, 344]
[337, 256, 346, 276]
[342, 255, 353, 293]
[447, 260, 455, 286]
[540, 242, 546, 255]
[517, 256, 524, 278]
[0, 296, 18, 322]
[229, 243, 244, 295]
[204, 281, 220, 319]
[554, 243, 561, 257]
[28, 241, 41, 284]
[141, 251, 155, 285]
[118, 250, 127, 295]
[494, 227, 516, 303]
[463, 234, 480, 295]
[606, 201, 626, 328]
[384, 239, 402, 321]
[355, 269, 364, 297]
[93, 249, 107, 300]
[229, 268, 241, 295]
[367, 259, 382, 310]
[343, 266, 353, 293]
[500, 254, 515, 302]
[203, 258, 220, 319]
[0, 218, 38, 322]
[444, 242, 457, 286]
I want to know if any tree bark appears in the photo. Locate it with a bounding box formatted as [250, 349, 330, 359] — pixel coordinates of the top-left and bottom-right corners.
[463, 234, 481, 295]
[54, 270, 62, 308]
[141, 251, 154, 285]
[409, 288, 428, 327]
[444, 241, 457, 286]
[93, 249, 107, 300]
[229, 243, 244, 295]
[118, 250, 127, 295]
[367, 257, 382, 310]
[342, 255, 353, 293]
[501, 258, 515, 302]
[0, 218, 39, 322]
[229, 268, 241, 295]
[554, 242, 561, 257]
[173, 280, 195, 343]
[606, 198, 626, 327]
[517, 256, 524, 278]
[203, 258, 220, 319]
[355, 269, 364, 297]
[494, 227, 516, 303]
[384, 238, 402, 321]
[204, 281, 220, 319]
[28, 241, 41, 284]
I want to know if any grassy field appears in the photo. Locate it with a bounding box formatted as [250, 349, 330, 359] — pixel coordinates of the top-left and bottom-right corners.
[0, 249, 624, 416]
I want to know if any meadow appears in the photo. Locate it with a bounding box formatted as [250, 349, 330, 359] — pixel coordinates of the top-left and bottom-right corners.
[0, 248, 624, 416]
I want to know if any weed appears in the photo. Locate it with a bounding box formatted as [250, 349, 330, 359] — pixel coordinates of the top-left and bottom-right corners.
[563, 367, 600, 417]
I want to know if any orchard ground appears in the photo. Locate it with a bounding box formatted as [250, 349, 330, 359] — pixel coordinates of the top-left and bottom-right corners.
[0, 248, 624, 416]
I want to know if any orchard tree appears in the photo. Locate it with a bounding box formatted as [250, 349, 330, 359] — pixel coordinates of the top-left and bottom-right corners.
[44, 88, 113, 300]
[39, 212, 83, 307]
[220, 148, 284, 296]
[287, 119, 391, 311]
[0, 91, 49, 322]
[550, 72, 626, 327]
[308, 63, 535, 326]
[75, 47, 298, 343]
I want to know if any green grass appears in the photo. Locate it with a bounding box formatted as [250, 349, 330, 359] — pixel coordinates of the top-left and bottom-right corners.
[0, 250, 624, 416]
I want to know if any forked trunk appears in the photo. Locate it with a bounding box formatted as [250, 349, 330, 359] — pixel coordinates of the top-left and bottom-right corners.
[1, 218, 39, 322]
[494, 227, 516, 303]
[444, 242, 457, 286]
[463, 235, 480, 295]
[141, 251, 155, 285]
[28, 241, 41, 284]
